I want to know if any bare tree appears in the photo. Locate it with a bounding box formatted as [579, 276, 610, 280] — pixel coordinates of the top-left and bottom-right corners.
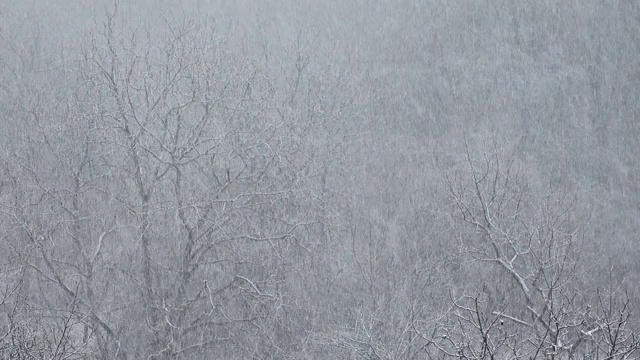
[431, 137, 640, 359]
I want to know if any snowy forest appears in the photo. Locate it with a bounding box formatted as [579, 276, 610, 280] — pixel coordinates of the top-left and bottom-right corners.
[1, 1, 639, 359]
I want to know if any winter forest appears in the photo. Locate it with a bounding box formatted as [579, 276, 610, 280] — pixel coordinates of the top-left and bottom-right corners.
[1, 0, 639, 359]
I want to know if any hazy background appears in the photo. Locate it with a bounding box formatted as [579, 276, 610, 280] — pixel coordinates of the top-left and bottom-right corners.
[1, 1, 639, 358]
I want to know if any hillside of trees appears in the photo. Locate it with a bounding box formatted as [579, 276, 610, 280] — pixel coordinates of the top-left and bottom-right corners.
[1, 1, 639, 358]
